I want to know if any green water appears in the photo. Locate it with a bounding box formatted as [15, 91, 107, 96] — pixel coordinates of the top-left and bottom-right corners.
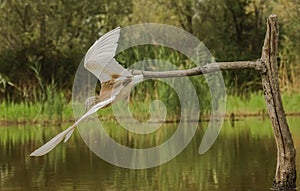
[1, 118, 300, 191]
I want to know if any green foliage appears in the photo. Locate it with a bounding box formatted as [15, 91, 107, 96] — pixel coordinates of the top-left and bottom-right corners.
[226, 91, 300, 114]
[193, 0, 269, 95]
[273, 0, 300, 90]
[0, 73, 14, 93]
[117, 45, 212, 116]
[0, 0, 299, 121]
[226, 91, 266, 113]
[0, 0, 132, 100]
[0, 91, 72, 124]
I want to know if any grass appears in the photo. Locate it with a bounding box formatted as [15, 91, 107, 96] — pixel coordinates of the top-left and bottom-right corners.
[226, 90, 300, 115]
[226, 92, 266, 114]
[0, 83, 73, 125]
[1, 90, 300, 125]
[0, 100, 73, 124]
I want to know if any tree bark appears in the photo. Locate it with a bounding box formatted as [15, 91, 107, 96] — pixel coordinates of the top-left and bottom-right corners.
[261, 14, 296, 190]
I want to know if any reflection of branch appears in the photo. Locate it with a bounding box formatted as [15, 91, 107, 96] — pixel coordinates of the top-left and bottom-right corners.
[131, 60, 261, 78]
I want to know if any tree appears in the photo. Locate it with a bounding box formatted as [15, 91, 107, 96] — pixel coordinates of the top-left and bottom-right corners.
[193, 0, 270, 95]
[0, 0, 133, 100]
[272, 0, 300, 90]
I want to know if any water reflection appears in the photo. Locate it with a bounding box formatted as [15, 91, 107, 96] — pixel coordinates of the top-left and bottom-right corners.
[0, 118, 299, 190]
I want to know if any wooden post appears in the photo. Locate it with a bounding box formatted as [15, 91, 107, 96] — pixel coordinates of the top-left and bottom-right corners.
[261, 14, 296, 190]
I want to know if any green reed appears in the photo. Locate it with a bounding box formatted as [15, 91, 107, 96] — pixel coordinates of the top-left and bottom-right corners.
[0, 85, 72, 124]
[2, 46, 300, 124]
[226, 91, 300, 114]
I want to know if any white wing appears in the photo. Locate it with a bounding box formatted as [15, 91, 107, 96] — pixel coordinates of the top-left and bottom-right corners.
[30, 27, 139, 157]
[84, 27, 131, 82]
[30, 97, 115, 157]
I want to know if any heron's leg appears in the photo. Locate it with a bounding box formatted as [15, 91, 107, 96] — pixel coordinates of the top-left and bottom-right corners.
[85, 96, 97, 111]
[129, 69, 134, 75]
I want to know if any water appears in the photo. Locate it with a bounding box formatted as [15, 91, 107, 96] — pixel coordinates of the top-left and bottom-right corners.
[1, 118, 300, 191]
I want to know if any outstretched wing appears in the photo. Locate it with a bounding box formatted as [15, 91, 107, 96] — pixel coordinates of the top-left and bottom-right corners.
[84, 27, 131, 82]
[30, 96, 115, 156]
[30, 28, 131, 157]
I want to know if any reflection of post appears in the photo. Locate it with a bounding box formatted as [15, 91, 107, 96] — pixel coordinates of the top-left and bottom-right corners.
[261, 15, 296, 190]
[230, 113, 235, 127]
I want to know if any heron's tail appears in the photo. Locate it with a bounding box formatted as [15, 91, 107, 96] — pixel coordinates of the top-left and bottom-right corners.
[30, 125, 76, 157]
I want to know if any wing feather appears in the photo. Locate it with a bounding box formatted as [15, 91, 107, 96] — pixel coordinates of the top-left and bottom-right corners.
[30, 125, 75, 157]
[30, 97, 115, 156]
[84, 27, 131, 82]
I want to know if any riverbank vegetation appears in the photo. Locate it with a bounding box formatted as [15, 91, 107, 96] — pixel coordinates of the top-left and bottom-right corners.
[0, 0, 299, 124]
[1, 90, 300, 125]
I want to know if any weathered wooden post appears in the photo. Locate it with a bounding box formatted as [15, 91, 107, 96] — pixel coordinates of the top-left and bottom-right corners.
[261, 14, 296, 190]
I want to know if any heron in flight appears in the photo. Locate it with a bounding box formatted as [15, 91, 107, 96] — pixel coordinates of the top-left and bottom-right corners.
[30, 27, 144, 156]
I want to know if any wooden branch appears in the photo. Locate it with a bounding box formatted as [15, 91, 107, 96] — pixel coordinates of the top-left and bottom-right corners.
[261, 14, 296, 190]
[130, 61, 261, 78]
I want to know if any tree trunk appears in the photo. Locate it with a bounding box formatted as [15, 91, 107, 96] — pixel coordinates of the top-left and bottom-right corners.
[261, 14, 296, 190]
